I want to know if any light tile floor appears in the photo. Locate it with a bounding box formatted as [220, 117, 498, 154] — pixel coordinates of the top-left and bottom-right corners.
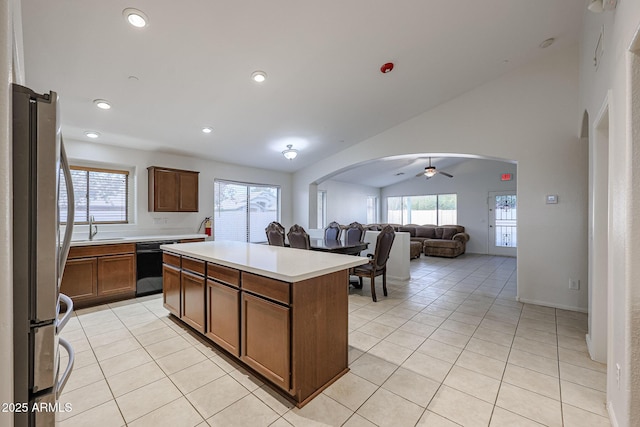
[57, 254, 611, 427]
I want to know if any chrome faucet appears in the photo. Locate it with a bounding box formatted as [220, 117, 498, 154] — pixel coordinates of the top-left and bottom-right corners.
[88, 215, 98, 240]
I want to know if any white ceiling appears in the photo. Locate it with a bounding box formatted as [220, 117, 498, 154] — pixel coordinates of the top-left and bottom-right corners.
[20, 0, 584, 186]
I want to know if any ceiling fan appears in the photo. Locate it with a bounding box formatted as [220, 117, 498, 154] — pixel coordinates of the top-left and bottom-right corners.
[415, 157, 453, 179]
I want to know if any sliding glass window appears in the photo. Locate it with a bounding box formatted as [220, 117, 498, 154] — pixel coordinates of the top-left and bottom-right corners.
[213, 180, 280, 243]
[387, 194, 457, 225]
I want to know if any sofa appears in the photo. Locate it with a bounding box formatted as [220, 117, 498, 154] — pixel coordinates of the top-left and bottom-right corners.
[376, 224, 469, 258]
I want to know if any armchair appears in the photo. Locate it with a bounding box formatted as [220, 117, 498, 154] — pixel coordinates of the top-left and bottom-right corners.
[352, 225, 395, 302]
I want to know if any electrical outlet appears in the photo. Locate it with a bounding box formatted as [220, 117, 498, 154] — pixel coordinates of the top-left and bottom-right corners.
[570, 278, 580, 290]
[616, 363, 621, 389]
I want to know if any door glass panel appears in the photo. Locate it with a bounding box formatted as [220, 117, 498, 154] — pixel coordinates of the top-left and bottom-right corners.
[494, 195, 517, 247]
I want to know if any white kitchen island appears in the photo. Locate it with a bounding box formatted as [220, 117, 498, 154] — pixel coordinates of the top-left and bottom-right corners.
[160, 241, 368, 407]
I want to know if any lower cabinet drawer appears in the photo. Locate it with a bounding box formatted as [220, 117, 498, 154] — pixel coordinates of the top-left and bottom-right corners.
[206, 280, 240, 356]
[241, 292, 291, 391]
[242, 272, 290, 305]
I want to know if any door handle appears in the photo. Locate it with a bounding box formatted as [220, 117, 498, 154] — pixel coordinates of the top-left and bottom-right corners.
[57, 338, 74, 398]
[57, 293, 74, 333]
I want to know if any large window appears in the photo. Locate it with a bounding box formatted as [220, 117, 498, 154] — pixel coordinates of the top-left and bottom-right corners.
[387, 194, 457, 225]
[317, 190, 327, 229]
[60, 166, 129, 224]
[213, 180, 280, 243]
[366, 196, 378, 224]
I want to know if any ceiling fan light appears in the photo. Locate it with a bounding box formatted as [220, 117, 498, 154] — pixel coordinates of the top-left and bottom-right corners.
[282, 144, 298, 160]
[425, 168, 437, 178]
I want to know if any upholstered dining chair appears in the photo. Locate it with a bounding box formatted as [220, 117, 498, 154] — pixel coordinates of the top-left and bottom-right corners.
[265, 221, 286, 246]
[287, 224, 311, 249]
[324, 221, 342, 241]
[344, 222, 365, 245]
[352, 225, 395, 302]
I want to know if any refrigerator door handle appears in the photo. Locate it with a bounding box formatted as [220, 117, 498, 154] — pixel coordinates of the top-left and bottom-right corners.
[56, 293, 74, 333]
[59, 137, 74, 286]
[56, 338, 74, 398]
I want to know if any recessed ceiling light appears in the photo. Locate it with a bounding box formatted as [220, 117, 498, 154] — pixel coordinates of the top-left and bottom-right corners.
[85, 131, 100, 139]
[539, 38, 555, 49]
[93, 99, 111, 110]
[251, 71, 267, 83]
[202, 127, 213, 134]
[123, 8, 148, 28]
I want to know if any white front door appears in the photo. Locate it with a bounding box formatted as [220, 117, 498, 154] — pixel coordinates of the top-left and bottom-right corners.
[488, 191, 517, 256]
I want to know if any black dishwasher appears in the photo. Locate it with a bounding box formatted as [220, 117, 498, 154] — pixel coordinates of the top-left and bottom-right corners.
[136, 240, 178, 296]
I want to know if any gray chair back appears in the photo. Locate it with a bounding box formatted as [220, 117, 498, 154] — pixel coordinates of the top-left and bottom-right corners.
[324, 221, 342, 241]
[265, 221, 285, 246]
[373, 225, 395, 269]
[345, 222, 365, 245]
[287, 224, 311, 250]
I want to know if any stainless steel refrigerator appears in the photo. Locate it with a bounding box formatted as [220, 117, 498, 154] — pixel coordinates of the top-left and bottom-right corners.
[12, 84, 75, 427]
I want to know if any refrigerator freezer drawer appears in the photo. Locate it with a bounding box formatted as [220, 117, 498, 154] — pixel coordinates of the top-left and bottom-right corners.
[31, 323, 57, 394]
[31, 392, 56, 427]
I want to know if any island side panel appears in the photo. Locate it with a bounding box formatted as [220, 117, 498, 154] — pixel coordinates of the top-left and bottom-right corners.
[291, 269, 349, 403]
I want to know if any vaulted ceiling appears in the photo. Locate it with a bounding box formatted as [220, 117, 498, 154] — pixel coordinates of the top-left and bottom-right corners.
[21, 0, 584, 185]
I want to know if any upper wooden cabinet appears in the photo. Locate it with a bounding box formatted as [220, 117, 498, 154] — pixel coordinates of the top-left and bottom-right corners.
[148, 166, 199, 212]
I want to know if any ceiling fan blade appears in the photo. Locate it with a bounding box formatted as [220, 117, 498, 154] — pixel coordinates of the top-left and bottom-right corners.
[439, 171, 454, 178]
[415, 171, 426, 177]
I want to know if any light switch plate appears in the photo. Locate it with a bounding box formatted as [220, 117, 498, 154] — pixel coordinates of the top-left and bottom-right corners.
[546, 195, 558, 204]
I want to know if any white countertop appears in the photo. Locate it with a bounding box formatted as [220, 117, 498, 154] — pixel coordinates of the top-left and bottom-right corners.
[161, 240, 369, 282]
[70, 234, 207, 247]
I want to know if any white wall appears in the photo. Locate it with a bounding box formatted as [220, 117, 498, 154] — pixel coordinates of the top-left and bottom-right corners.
[579, 2, 640, 425]
[1, 1, 14, 425]
[317, 180, 379, 226]
[293, 45, 588, 313]
[381, 159, 517, 255]
[64, 139, 293, 238]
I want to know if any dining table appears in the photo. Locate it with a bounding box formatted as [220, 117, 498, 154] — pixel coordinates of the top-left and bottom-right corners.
[308, 238, 369, 256]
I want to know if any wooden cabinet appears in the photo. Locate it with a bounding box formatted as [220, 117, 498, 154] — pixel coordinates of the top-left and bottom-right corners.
[61, 243, 136, 308]
[161, 248, 350, 408]
[162, 263, 181, 317]
[206, 263, 241, 356]
[61, 258, 98, 303]
[162, 253, 205, 332]
[148, 166, 199, 212]
[241, 292, 290, 390]
[182, 270, 205, 333]
[98, 254, 136, 296]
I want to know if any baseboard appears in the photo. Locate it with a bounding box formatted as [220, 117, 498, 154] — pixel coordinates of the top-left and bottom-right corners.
[607, 401, 619, 427]
[515, 297, 588, 313]
[585, 333, 594, 359]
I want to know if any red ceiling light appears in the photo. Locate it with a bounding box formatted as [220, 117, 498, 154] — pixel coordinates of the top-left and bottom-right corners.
[380, 62, 394, 74]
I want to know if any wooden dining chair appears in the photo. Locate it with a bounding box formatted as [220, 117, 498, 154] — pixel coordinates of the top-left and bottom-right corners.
[344, 222, 365, 245]
[324, 221, 342, 241]
[265, 221, 285, 246]
[352, 225, 395, 302]
[287, 224, 311, 249]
